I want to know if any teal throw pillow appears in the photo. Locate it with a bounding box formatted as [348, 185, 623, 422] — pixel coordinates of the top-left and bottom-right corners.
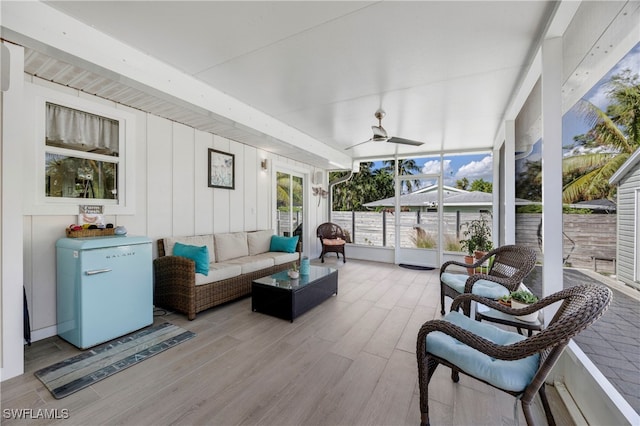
[173, 242, 209, 276]
[270, 235, 299, 253]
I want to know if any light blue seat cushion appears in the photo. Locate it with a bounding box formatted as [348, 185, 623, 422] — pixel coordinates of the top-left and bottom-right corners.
[441, 272, 510, 299]
[426, 311, 540, 392]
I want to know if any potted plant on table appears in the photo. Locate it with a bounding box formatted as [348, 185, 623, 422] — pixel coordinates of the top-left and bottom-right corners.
[459, 213, 493, 274]
[288, 262, 299, 279]
[499, 289, 539, 322]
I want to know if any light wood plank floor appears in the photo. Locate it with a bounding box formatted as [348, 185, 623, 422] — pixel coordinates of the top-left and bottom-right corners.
[2, 259, 572, 425]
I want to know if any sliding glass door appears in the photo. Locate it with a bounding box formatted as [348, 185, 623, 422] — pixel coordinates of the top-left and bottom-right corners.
[276, 170, 304, 250]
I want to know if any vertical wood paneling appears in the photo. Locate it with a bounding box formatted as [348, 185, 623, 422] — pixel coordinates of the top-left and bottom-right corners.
[115, 105, 148, 235]
[172, 123, 195, 236]
[194, 131, 214, 235]
[22, 216, 34, 326]
[18, 83, 324, 340]
[256, 150, 271, 231]
[213, 135, 230, 234]
[146, 115, 173, 239]
[244, 146, 258, 231]
[30, 216, 71, 330]
[229, 140, 244, 232]
[617, 167, 640, 287]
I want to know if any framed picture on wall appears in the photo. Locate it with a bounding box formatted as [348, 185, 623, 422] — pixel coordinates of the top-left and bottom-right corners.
[208, 149, 235, 189]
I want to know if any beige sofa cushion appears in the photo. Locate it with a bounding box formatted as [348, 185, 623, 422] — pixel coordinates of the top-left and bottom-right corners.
[195, 262, 242, 286]
[215, 232, 249, 261]
[247, 229, 274, 255]
[227, 256, 274, 274]
[261, 252, 300, 266]
[164, 235, 215, 263]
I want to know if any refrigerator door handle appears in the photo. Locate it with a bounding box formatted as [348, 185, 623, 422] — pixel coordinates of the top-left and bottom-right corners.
[85, 268, 112, 275]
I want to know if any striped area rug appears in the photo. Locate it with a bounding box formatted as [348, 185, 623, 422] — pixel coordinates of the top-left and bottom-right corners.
[35, 322, 195, 399]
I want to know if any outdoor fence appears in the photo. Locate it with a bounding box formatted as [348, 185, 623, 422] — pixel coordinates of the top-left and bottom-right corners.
[516, 213, 617, 273]
[330, 211, 617, 274]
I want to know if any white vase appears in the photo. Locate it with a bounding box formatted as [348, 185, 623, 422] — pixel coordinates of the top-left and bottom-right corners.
[511, 300, 538, 322]
[288, 270, 299, 279]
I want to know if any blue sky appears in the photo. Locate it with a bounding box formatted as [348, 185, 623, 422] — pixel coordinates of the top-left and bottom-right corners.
[372, 153, 492, 187]
[518, 41, 640, 172]
[373, 42, 639, 188]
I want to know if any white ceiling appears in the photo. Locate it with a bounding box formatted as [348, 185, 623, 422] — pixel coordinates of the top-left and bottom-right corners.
[34, 1, 554, 162]
[5, 1, 637, 168]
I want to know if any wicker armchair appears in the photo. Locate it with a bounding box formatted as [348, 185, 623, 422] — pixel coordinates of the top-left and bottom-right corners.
[440, 244, 537, 315]
[417, 284, 612, 426]
[317, 222, 348, 263]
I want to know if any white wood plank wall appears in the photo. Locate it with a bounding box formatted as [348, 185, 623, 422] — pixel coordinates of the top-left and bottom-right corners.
[22, 77, 325, 341]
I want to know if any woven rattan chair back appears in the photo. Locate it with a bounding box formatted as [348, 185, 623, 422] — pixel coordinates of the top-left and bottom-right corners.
[440, 244, 537, 315]
[317, 222, 348, 263]
[418, 284, 612, 426]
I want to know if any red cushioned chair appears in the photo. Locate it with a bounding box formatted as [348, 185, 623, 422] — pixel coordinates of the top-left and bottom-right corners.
[317, 222, 348, 263]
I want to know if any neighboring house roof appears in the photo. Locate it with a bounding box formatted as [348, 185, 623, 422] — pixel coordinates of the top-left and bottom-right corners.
[407, 184, 466, 195]
[569, 199, 617, 212]
[364, 189, 534, 208]
[364, 187, 461, 207]
[444, 191, 534, 206]
[363, 186, 465, 208]
[609, 148, 640, 185]
[443, 191, 493, 206]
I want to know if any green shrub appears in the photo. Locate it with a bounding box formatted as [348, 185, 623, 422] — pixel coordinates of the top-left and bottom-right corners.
[444, 234, 461, 252]
[410, 227, 436, 248]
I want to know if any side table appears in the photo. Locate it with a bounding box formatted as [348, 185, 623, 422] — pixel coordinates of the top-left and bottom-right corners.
[475, 305, 543, 337]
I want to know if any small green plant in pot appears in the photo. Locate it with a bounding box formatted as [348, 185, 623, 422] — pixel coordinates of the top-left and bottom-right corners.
[505, 289, 539, 322]
[510, 290, 538, 304]
[288, 262, 299, 279]
[459, 213, 493, 274]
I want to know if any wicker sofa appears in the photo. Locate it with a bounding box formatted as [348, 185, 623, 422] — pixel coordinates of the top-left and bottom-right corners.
[154, 230, 300, 320]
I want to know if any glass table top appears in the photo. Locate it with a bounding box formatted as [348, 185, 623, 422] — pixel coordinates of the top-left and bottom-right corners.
[253, 265, 337, 290]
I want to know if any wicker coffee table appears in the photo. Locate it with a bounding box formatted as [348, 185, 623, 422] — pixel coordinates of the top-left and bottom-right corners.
[252, 265, 338, 322]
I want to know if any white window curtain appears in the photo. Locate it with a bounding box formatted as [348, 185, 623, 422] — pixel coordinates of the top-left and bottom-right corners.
[46, 103, 119, 155]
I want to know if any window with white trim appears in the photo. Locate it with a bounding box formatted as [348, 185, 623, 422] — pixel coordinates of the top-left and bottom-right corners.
[26, 82, 136, 215]
[45, 103, 120, 200]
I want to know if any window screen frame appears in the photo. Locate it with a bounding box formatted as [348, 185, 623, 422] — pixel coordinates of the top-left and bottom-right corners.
[26, 83, 136, 215]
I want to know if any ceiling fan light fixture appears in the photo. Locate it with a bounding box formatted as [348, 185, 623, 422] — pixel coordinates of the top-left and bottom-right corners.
[345, 108, 425, 150]
[372, 125, 388, 140]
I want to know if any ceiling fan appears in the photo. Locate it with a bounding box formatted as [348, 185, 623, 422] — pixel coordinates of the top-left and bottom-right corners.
[345, 109, 425, 150]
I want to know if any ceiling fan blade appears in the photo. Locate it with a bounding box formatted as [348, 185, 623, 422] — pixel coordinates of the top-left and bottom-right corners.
[387, 136, 425, 146]
[344, 138, 373, 150]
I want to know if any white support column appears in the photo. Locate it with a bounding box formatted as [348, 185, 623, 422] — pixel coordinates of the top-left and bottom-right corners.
[1, 42, 25, 381]
[393, 155, 401, 265]
[541, 37, 564, 305]
[503, 120, 516, 245]
[492, 144, 501, 246]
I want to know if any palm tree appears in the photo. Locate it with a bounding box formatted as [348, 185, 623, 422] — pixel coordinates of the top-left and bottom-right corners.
[331, 162, 372, 211]
[382, 159, 422, 194]
[276, 172, 303, 210]
[331, 162, 395, 211]
[562, 69, 640, 203]
[456, 177, 469, 190]
[516, 159, 542, 202]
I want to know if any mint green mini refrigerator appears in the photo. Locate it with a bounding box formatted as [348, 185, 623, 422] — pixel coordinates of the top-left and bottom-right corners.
[56, 236, 153, 349]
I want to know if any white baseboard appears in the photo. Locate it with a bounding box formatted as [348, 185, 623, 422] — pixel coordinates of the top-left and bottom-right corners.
[28, 325, 57, 344]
